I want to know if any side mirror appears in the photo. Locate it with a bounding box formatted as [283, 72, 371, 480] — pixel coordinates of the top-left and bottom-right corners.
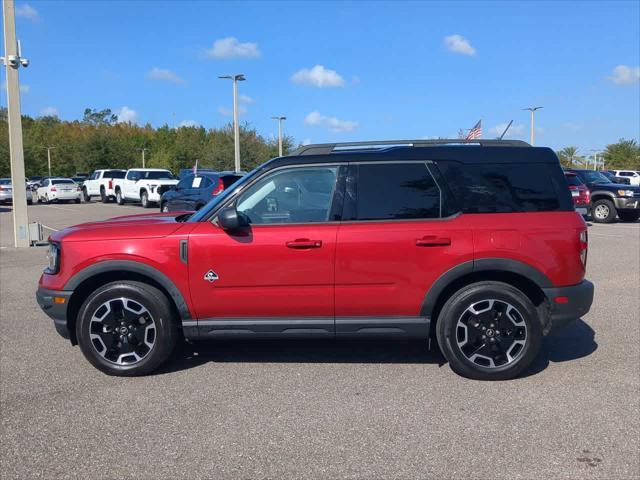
[218, 206, 245, 230]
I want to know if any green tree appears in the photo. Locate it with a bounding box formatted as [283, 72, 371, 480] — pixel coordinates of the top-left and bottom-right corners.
[603, 139, 640, 170]
[557, 146, 579, 167]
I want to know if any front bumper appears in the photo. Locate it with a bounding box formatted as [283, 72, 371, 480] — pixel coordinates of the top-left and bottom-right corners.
[542, 279, 594, 335]
[36, 287, 73, 340]
[613, 197, 640, 210]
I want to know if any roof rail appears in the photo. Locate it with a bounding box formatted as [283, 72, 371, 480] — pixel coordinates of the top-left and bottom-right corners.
[290, 139, 530, 156]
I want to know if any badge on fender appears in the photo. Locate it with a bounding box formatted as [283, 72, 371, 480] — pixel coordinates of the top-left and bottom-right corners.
[204, 270, 219, 283]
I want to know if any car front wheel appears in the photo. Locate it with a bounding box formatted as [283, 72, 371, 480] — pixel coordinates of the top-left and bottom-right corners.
[436, 281, 542, 380]
[82, 188, 91, 202]
[141, 191, 150, 208]
[76, 281, 179, 376]
[591, 199, 617, 223]
[116, 190, 124, 205]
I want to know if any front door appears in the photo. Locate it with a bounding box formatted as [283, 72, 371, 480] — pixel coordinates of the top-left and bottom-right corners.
[187, 165, 343, 335]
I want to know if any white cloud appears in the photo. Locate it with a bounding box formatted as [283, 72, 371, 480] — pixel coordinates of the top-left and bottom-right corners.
[146, 67, 184, 84]
[302, 138, 312, 146]
[116, 106, 138, 124]
[179, 120, 199, 128]
[488, 123, 525, 138]
[238, 94, 254, 104]
[204, 37, 261, 59]
[40, 106, 58, 117]
[444, 34, 476, 56]
[304, 111, 358, 133]
[15, 4, 39, 21]
[291, 65, 345, 88]
[218, 106, 247, 117]
[608, 65, 640, 85]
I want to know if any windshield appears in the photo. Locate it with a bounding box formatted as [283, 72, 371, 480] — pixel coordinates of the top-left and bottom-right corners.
[578, 171, 610, 184]
[564, 174, 583, 186]
[188, 166, 262, 222]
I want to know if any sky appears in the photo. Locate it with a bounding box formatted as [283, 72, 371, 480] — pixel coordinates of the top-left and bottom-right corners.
[1, 0, 639, 153]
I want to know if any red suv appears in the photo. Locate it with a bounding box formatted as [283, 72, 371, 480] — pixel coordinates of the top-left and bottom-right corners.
[37, 140, 594, 380]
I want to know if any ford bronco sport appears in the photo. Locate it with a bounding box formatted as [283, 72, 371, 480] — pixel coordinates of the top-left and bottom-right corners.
[37, 139, 594, 380]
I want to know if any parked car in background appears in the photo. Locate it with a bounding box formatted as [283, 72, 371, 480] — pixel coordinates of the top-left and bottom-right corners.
[82, 169, 127, 203]
[27, 176, 45, 189]
[601, 170, 630, 184]
[112, 168, 178, 208]
[566, 168, 640, 223]
[71, 177, 86, 187]
[0, 178, 33, 204]
[36, 178, 81, 204]
[37, 139, 593, 380]
[160, 171, 243, 212]
[612, 170, 640, 186]
[564, 172, 590, 216]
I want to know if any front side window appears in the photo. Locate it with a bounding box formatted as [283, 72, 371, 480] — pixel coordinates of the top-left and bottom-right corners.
[348, 163, 441, 220]
[235, 166, 338, 224]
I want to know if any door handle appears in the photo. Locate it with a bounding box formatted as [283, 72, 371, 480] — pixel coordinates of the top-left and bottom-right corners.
[286, 239, 322, 249]
[416, 236, 451, 247]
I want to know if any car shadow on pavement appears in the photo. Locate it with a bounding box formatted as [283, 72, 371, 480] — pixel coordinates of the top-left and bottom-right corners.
[522, 319, 597, 378]
[159, 319, 596, 377]
[160, 338, 447, 374]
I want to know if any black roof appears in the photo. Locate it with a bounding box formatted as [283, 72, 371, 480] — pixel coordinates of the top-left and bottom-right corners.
[268, 140, 559, 170]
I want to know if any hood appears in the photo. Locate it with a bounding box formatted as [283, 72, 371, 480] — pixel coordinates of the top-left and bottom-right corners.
[588, 181, 640, 192]
[50, 211, 192, 243]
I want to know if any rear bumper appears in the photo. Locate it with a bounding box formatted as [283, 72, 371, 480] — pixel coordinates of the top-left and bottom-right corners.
[36, 287, 73, 340]
[542, 279, 594, 335]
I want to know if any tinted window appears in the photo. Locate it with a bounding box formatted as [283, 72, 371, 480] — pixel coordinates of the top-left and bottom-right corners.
[236, 166, 338, 224]
[565, 174, 582, 186]
[575, 170, 610, 184]
[144, 171, 174, 180]
[350, 163, 440, 220]
[221, 175, 243, 189]
[177, 175, 194, 189]
[105, 170, 125, 179]
[438, 162, 569, 213]
[198, 177, 213, 188]
[0, 179, 10, 185]
[52, 179, 75, 185]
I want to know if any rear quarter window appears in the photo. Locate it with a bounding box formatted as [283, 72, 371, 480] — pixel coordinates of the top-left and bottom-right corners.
[436, 161, 572, 213]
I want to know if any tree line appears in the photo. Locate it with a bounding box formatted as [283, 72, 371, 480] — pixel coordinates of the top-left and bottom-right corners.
[1, 107, 638, 178]
[0, 108, 295, 178]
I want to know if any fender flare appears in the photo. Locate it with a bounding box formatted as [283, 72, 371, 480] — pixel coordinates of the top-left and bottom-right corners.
[65, 260, 191, 321]
[589, 190, 616, 201]
[420, 258, 552, 317]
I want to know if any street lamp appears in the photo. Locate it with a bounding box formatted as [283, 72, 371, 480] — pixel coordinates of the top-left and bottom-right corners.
[219, 74, 246, 172]
[139, 148, 148, 168]
[44, 146, 55, 177]
[522, 106, 543, 145]
[271, 116, 287, 157]
[2, 0, 30, 247]
[590, 149, 602, 171]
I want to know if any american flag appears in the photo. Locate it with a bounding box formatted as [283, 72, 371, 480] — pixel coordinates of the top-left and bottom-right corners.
[466, 120, 482, 140]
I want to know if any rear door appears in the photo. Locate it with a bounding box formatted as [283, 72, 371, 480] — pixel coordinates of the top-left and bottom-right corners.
[187, 164, 343, 334]
[334, 161, 473, 334]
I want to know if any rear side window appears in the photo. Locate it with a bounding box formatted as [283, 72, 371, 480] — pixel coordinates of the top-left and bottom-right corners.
[347, 163, 441, 220]
[437, 162, 571, 213]
[105, 170, 125, 179]
[565, 174, 582, 186]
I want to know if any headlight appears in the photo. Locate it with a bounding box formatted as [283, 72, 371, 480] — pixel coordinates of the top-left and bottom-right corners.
[45, 242, 60, 274]
[617, 190, 634, 197]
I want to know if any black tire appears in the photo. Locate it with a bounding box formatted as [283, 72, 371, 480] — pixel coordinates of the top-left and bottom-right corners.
[82, 188, 91, 202]
[76, 281, 179, 376]
[27, 199, 32, 205]
[436, 281, 542, 381]
[116, 189, 124, 205]
[160, 202, 169, 213]
[618, 210, 640, 223]
[75, 198, 81, 204]
[141, 190, 150, 208]
[591, 198, 617, 223]
[100, 188, 108, 203]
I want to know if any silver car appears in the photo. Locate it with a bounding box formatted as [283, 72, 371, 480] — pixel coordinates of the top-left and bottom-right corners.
[0, 178, 33, 205]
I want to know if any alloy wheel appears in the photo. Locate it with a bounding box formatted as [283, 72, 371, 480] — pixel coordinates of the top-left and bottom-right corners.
[455, 299, 527, 368]
[89, 297, 156, 365]
[594, 204, 610, 220]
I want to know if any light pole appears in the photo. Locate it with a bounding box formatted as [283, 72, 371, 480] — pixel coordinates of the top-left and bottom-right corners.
[590, 149, 602, 170]
[523, 106, 543, 145]
[271, 116, 286, 157]
[2, 0, 30, 247]
[219, 74, 245, 172]
[45, 146, 55, 177]
[139, 148, 148, 168]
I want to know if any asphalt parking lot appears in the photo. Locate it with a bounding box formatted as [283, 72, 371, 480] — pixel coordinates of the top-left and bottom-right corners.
[1, 201, 639, 479]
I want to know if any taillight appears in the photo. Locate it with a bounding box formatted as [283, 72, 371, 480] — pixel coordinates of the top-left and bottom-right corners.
[77, 186, 81, 192]
[108, 179, 113, 189]
[584, 189, 590, 203]
[50, 186, 57, 192]
[0, 185, 6, 191]
[579, 230, 588, 268]
[212, 179, 224, 196]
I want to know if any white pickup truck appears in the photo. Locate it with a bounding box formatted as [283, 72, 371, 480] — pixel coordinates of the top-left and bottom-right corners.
[112, 168, 178, 208]
[82, 169, 127, 203]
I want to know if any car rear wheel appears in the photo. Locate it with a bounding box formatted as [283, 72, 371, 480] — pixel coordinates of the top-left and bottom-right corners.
[76, 281, 179, 376]
[618, 210, 640, 222]
[116, 190, 124, 205]
[591, 199, 617, 223]
[436, 281, 542, 380]
[141, 190, 150, 208]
